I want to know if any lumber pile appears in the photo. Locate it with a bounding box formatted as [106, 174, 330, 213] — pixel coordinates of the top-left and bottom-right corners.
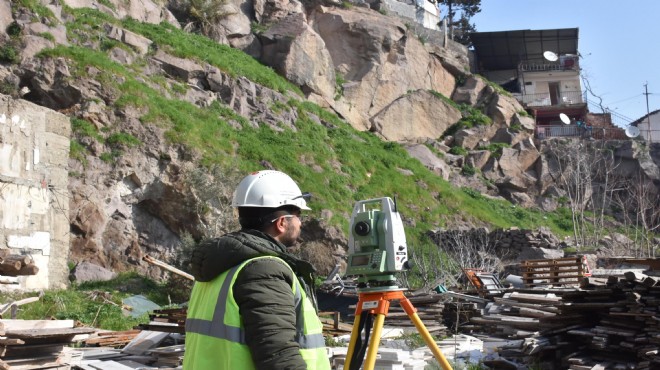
[469, 273, 660, 369]
[0, 319, 96, 370]
[83, 330, 141, 348]
[135, 308, 186, 334]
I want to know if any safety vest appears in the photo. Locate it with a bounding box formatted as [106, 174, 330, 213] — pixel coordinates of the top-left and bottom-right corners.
[183, 256, 330, 369]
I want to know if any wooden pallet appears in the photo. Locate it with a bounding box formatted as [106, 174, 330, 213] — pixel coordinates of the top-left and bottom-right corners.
[521, 257, 587, 287]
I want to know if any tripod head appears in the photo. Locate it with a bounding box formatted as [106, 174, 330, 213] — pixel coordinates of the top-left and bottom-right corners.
[345, 197, 409, 291]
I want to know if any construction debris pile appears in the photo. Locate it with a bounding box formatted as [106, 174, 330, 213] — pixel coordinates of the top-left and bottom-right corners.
[467, 273, 660, 369]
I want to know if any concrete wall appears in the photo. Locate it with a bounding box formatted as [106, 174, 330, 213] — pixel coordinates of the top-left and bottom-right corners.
[381, 0, 440, 31]
[0, 94, 70, 290]
[637, 111, 660, 143]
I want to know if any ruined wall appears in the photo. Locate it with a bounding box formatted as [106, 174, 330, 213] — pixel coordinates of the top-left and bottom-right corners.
[0, 94, 70, 290]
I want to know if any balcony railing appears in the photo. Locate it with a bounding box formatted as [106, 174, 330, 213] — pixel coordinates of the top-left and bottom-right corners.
[520, 57, 579, 72]
[536, 125, 628, 140]
[516, 91, 584, 107]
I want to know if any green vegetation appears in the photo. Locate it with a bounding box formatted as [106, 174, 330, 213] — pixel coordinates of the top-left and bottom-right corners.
[476, 75, 511, 97]
[479, 142, 510, 159]
[0, 45, 19, 64]
[38, 32, 55, 42]
[9, 272, 180, 331]
[11, 0, 56, 23]
[335, 72, 346, 100]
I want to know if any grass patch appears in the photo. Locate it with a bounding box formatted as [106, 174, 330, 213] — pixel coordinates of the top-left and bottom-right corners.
[12, 272, 177, 331]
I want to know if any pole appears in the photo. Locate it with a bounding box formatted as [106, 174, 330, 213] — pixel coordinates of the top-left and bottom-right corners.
[644, 83, 651, 142]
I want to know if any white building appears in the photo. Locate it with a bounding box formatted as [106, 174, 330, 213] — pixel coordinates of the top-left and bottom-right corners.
[632, 109, 660, 143]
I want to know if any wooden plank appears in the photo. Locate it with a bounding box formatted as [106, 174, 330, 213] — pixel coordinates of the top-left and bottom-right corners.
[0, 320, 74, 332]
[5, 327, 96, 340]
[0, 343, 64, 358]
[89, 360, 135, 370]
[120, 331, 169, 356]
[116, 360, 158, 369]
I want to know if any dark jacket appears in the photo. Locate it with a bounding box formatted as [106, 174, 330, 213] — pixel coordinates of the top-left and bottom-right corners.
[190, 229, 319, 370]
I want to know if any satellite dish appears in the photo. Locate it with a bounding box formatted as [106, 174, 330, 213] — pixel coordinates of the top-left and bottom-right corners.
[559, 113, 570, 125]
[625, 126, 640, 138]
[543, 51, 559, 62]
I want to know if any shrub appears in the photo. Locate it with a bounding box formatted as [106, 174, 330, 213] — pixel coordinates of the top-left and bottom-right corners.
[449, 146, 468, 156]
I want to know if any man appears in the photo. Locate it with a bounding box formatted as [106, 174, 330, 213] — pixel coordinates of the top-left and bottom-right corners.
[183, 170, 331, 370]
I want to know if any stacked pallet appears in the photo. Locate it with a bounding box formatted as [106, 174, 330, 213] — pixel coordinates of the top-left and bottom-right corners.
[521, 257, 588, 287]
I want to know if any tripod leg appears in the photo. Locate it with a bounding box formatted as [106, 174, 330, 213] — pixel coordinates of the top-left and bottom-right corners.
[363, 313, 385, 370]
[344, 312, 363, 370]
[400, 297, 453, 370]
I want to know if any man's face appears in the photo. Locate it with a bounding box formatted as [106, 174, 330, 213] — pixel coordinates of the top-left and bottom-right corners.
[279, 211, 302, 248]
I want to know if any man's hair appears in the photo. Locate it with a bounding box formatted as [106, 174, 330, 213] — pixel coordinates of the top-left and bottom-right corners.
[238, 206, 299, 231]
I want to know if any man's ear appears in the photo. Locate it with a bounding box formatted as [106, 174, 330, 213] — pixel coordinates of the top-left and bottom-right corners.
[271, 216, 287, 234]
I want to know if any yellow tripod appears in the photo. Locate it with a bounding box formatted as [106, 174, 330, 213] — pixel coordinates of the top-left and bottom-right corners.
[344, 289, 453, 370]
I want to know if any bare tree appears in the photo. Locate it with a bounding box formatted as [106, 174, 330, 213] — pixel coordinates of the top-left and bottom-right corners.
[407, 229, 504, 292]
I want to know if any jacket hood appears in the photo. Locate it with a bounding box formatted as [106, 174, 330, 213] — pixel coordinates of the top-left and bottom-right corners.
[190, 229, 316, 282]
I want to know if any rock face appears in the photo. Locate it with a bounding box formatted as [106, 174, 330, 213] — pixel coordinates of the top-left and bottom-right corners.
[370, 90, 461, 141]
[310, 7, 455, 133]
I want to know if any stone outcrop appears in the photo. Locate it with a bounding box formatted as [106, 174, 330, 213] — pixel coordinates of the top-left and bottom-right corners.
[370, 90, 461, 141]
[310, 6, 455, 133]
[260, 13, 336, 99]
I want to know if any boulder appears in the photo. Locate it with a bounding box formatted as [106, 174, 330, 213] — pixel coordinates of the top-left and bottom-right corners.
[451, 75, 488, 106]
[486, 93, 525, 127]
[70, 261, 117, 283]
[0, 0, 12, 40]
[311, 6, 456, 131]
[24, 22, 68, 45]
[63, 0, 179, 27]
[370, 90, 461, 142]
[466, 150, 491, 169]
[254, 0, 304, 23]
[404, 143, 450, 180]
[151, 50, 205, 81]
[518, 247, 564, 261]
[107, 26, 153, 55]
[260, 13, 335, 99]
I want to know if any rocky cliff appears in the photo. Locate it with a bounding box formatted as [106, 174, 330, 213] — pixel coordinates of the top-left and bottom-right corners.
[1, 0, 658, 284]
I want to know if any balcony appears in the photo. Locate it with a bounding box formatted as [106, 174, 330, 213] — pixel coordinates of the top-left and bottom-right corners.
[536, 125, 628, 140]
[516, 91, 584, 107]
[520, 56, 579, 72]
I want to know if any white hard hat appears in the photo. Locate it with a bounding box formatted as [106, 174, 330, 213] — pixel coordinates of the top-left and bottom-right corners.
[232, 170, 311, 210]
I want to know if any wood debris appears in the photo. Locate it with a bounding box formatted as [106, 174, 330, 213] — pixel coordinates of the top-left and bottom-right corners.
[0, 319, 96, 370]
[0, 251, 39, 279]
[467, 274, 660, 369]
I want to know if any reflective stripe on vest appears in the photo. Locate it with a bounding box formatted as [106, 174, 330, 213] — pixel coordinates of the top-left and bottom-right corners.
[185, 256, 326, 349]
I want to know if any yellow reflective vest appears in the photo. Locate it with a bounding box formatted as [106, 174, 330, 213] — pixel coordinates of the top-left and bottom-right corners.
[183, 256, 330, 369]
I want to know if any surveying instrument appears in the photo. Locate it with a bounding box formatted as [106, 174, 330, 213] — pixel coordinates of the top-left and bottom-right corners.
[343, 197, 452, 370]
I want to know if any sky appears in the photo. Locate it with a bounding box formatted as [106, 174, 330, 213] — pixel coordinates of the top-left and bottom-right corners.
[469, 0, 660, 125]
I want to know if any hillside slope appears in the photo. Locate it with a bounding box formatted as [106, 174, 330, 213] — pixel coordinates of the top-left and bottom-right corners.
[0, 0, 658, 283]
